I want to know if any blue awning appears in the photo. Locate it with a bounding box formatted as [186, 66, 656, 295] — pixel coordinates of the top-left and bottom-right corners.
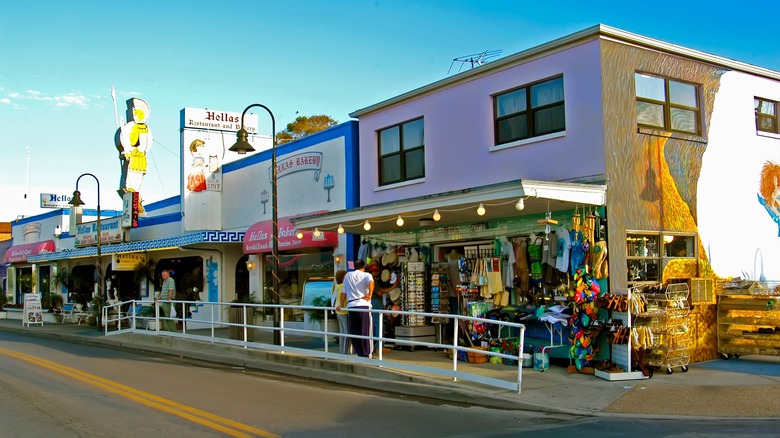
[27, 231, 245, 262]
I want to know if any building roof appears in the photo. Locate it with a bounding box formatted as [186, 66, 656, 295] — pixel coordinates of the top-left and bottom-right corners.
[350, 24, 780, 118]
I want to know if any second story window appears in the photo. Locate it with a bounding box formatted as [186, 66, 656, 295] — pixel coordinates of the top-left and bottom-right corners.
[494, 76, 565, 145]
[378, 118, 424, 186]
[755, 97, 778, 134]
[635, 73, 701, 135]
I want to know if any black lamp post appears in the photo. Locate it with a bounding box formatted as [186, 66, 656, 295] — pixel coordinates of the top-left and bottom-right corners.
[69, 173, 102, 331]
[229, 104, 280, 345]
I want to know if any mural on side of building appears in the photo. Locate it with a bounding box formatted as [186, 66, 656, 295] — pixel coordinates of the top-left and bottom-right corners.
[758, 160, 780, 235]
[185, 138, 224, 193]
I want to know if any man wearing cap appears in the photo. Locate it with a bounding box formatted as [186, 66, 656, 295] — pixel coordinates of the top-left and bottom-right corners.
[369, 263, 401, 354]
[344, 260, 374, 357]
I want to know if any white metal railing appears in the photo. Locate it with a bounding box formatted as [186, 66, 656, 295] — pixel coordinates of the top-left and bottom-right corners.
[102, 299, 527, 393]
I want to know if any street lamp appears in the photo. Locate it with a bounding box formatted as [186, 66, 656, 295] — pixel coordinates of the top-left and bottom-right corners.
[229, 103, 280, 345]
[69, 173, 102, 331]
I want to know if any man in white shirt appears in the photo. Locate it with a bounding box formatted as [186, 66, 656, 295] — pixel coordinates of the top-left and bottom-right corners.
[343, 260, 374, 357]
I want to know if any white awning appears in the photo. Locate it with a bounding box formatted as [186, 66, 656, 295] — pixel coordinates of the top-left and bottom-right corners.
[292, 179, 606, 235]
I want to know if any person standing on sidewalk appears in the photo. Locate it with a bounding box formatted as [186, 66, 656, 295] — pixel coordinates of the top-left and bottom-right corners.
[156, 270, 176, 331]
[344, 260, 374, 357]
[331, 269, 352, 355]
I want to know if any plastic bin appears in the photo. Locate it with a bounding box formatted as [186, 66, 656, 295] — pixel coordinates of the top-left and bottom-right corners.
[533, 352, 549, 371]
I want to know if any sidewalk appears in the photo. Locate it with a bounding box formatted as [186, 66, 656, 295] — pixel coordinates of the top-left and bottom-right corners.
[1, 318, 779, 418]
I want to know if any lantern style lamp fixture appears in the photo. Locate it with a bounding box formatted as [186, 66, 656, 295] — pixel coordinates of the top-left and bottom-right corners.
[230, 103, 280, 345]
[69, 173, 102, 331]
[313, 228, 322, 238]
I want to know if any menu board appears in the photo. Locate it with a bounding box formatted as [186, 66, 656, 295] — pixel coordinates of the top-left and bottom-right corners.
[23, 293, 44, 327]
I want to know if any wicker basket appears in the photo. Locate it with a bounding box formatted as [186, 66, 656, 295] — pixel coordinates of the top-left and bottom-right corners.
[467, 347, 488, 364]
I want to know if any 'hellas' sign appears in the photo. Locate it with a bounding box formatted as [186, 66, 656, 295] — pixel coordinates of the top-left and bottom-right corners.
[181, 108, 260, 133]
[40, 193, 73, 208]
[74, 216, 125, 247]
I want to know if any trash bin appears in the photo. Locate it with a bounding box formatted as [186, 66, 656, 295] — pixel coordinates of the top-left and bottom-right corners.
[229, 307, 254, 341]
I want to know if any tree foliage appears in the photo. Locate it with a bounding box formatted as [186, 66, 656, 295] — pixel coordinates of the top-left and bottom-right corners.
[276, 114, 338, 145]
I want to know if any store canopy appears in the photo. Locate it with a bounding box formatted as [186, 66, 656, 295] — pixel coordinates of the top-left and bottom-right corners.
[27, 231, 242, 263]
[291, 179, 607, 235]
[4, 240, 56, 264]
[244, 217, 338, 254]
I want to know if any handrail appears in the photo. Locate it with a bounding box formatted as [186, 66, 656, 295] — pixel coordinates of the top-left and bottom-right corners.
[102, 299, 527, 393]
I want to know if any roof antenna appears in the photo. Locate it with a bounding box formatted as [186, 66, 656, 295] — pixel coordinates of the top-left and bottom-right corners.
[448, 49, 502, 75]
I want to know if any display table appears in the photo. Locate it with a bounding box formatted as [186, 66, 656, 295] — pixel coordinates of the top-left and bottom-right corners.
[718, 291, 780, 358]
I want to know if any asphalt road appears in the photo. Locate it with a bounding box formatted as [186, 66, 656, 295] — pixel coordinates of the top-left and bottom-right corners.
[0, 331, 777, 437]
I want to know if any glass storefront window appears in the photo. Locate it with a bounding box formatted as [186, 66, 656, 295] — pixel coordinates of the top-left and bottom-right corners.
[264, 250, 334, 321]
[627, 232, 696, 285]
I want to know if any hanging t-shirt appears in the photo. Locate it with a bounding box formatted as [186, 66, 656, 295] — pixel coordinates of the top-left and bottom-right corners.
[555, 226, 571, 274]
[528, 235, 543, 285]
[569, 230, 586, 276]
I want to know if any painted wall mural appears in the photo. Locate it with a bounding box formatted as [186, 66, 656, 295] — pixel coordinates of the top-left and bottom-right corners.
[601, 41, 728, 362]
[758, 160, 780, 236]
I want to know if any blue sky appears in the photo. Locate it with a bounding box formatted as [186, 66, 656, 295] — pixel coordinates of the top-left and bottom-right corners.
[1, 0, 779, 222]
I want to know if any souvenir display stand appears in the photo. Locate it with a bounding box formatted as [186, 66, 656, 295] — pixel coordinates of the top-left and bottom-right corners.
[638, 283, 691, 374]
[430, 263, 452, 344]
[396, 261, 435, 348]
[717, 282, 780, 358]
[594, 288, 647, 381]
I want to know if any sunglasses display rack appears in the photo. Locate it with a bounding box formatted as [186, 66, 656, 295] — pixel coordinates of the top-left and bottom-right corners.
[402, 261, 427, 326]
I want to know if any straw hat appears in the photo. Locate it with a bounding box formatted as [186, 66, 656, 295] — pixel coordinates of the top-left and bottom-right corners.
[389, 287, 402, 302]
[381, 250, 398, 267]
[381, 269, 391, 282]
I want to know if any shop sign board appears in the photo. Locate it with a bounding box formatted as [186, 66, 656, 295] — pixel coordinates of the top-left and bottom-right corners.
[181, 107, 259, 133]
[74, 216, 125, 248]
[112, 253, 146, 271]
[40, 193, 73, 208]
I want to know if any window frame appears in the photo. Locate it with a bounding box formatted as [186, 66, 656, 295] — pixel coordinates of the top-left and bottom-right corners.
[635, 72, 702, 135]
[755, 97, 779, 134]
[377, 117, 425, 186]
[626, 231, 697, 286]
[493, 75, 566, 145]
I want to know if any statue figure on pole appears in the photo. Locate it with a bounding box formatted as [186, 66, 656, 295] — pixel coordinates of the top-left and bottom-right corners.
[114, 96, 152, 215]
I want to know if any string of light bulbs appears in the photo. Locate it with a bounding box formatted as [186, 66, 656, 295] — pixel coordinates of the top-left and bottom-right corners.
[294, 195, 539, 237]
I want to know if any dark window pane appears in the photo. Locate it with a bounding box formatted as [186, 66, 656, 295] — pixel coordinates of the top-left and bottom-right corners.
[379, 126, 400, 155]
[497, 114, 527, 143]
[637, 101, 665, 128]
[669, 80, 697, 108]
[380, 155, 401, 184]
[534, 104, 565, 135]
[531, 77, 564, 108]
[496, 89, 526, 116]
[758, 116, 776, 132]
[402, 119, 424, 149]
[405, 148, 425, 180]
[670, 108, 697, 133]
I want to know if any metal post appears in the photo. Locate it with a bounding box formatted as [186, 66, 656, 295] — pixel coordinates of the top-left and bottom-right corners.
[232, 104, 280, 345]
[73, 173, 102, 331]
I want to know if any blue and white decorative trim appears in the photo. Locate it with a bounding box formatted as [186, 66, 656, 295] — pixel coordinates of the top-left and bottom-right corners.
[28, 231, 246, 262]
